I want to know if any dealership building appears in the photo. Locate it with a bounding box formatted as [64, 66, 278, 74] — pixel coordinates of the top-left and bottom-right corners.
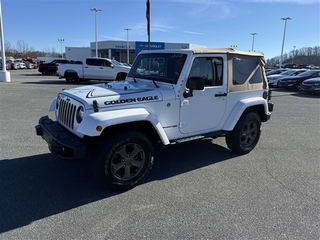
[64, 40, 206, 64]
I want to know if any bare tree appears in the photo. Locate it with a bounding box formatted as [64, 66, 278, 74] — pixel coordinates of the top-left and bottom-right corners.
[16, 39, 29, 54]
[4, 40, 12, 52]
[316, 46, 320, 56]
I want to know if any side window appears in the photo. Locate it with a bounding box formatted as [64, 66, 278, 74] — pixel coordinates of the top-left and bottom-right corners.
[189, 57, 223, 86]
[313, 72, 320, 78]
[86, 59, 94, 65]
[86, 58, 104, 66]
[96, 59, 103, 66]
[232, 58, 262, 85]
[86, 58, 98, 66]
[103, 60, 111, 67]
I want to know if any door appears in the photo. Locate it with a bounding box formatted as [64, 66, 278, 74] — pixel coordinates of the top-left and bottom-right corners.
[84, 58, 103, 79]
[98, 59, 115, 80]
[179, 56, 227, 134]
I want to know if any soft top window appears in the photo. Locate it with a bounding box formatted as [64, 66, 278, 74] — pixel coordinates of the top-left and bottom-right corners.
[232, 58, 262, 85]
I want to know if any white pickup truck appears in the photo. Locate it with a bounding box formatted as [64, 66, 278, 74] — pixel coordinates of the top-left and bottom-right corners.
[57, 57, 131, 83]
[36, 48, 273, 191]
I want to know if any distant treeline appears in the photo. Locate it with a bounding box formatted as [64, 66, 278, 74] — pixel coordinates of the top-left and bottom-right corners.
[2, 40, 320, 68]
[266, 46, 320, 68]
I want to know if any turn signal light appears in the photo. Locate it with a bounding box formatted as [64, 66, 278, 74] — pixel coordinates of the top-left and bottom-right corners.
[96, 126, 103, 132]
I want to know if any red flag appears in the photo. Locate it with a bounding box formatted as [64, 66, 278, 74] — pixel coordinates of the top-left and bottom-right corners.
[146, 0, 150, 36]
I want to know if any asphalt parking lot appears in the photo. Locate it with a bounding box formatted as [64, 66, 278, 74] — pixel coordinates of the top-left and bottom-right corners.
[0, 69, 319, 239]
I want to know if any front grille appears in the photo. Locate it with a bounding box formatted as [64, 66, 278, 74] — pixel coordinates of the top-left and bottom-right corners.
[57, 99, 76, 129]
[301, 85, 312, 90]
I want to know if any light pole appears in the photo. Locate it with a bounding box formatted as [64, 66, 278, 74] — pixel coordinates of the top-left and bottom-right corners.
[90, 8, 102, 57]
[279, 17, 292, 68]
[0, 0, 10, 82]
[251, 33, 257, 52]
[124, 28, 131, 64]
[58, 39, 64, 58]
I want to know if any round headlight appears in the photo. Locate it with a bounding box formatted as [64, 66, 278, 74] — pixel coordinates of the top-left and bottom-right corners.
[76, 106, 85, 123]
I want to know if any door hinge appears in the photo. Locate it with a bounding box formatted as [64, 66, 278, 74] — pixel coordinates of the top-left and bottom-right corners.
[180, 99, 189, 107]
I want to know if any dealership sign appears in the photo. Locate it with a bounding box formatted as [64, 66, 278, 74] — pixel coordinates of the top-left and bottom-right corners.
[135, 41, 165, 54]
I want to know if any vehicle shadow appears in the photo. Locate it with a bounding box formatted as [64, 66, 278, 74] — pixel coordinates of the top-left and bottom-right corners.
[19, 73, 47, 77]
[271, 88, 320, 98]
[291, 91, 320, 98]
[0, 154, 113, 233]
[0, 138, 237, 233]
[22, 80, 77, 85]
[150, 138, 238, 181]
[21, 80, 108, 85]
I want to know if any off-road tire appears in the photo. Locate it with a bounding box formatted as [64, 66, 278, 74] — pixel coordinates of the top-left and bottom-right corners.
[226, 112, 261, 154]
[92, 131, 154, 191]
[41, 68, 49, 75]
[116, 72, 127, 81]
[65, 73, 79, 83]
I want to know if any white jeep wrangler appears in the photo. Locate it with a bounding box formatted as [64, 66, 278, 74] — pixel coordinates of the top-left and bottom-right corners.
[36, 48, 273, 191]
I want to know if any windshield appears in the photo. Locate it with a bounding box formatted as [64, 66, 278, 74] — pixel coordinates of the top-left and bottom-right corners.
[111, 59, 123, 66]
[280, 70, 295, 76]
[128, 52, 187, 84]
[298, 70, 319, 77]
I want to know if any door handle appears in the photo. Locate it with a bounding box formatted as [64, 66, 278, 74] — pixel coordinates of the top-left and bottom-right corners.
[215, 93, 227, 97]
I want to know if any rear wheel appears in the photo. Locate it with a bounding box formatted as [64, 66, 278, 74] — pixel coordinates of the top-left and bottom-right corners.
[116, 72, 127, 81]
[41, 68, 49, 75]
[92, 131, 154, 191]
[65, 73, 79, 83]
[226, 112, 261, 154]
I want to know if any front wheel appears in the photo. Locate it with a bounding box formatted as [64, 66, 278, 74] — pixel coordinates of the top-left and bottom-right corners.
[92, 131, 154, 191]
[65, 73, 79, 83]
[225, 112, 261, 154]
[297, 83, 302, 91]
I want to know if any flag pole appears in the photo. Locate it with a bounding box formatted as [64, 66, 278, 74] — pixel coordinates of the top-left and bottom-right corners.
[146, 0, 150, 50]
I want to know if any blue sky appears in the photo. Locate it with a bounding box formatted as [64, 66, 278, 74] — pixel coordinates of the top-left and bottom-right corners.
[1, 0, 319, 60]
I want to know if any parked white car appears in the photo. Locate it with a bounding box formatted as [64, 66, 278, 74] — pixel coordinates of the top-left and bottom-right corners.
[268, 69, 307, 87]
[25, 62, 35, 69]
[19, 61, 27, 69]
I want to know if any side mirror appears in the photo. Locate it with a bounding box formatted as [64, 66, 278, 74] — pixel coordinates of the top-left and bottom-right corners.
[110, 64, 114, 68]
[184, 77, 205, 98]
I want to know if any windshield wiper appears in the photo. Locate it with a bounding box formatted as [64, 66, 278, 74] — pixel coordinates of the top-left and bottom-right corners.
[151, 79, 159, 88]
[132, 75, 137, 83]
[144, 76, 159, 88]
[128, 75, 138, 83]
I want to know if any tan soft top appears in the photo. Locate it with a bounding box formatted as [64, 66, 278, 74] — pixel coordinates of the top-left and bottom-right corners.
[191, 48, 267, 92]
[191, 48, 264, 57]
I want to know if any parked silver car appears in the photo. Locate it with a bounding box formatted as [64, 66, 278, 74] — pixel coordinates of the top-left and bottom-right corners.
[18, 61, 27, 69]
[267, 69, 307, 87]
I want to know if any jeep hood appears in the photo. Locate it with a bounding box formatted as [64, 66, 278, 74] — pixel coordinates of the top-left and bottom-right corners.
[61, 81, 172, 108]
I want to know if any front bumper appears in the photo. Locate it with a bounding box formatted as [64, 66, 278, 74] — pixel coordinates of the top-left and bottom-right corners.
[301, 85, 320, 93]
[35, 116, 86, 160]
